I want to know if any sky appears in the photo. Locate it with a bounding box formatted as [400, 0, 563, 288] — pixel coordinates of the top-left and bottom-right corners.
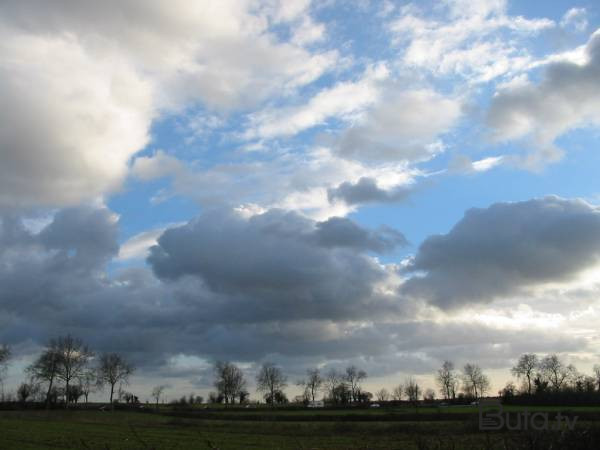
[2, 0, 600, 402]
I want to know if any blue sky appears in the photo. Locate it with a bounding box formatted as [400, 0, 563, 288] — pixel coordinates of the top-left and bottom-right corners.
[2, 0, 600, 400]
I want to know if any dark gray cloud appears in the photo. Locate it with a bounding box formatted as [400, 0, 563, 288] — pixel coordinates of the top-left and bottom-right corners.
[0, 202, 595, 392]
[402, 196, 600, 308]
[148, 209, 405, 322]
[328, 177, 413, 205]
[313, 216, 407, 251]
[487, 30, 600, 168]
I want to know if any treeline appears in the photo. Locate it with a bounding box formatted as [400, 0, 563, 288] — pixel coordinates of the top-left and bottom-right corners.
[2, 337, 600, 408]
[0, 336, 133, 407]
[501, 353, 600, 405]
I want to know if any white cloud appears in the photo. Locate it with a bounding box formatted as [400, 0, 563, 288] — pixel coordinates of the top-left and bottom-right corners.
[336, 88, 462, 163]
[132, 147, 418, 220]
[560, 7, 588, 32]
[245, 63, 389, 140]
[118, 228, 172, 261]
[389, 0, 554, 83]
[0, 0, 336, 208]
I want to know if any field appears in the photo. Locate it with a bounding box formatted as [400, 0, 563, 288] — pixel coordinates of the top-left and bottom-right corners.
[1, 405, 600, 449]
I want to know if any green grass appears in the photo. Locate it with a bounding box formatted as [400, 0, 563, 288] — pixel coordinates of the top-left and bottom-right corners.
[1, 407, 599, 449]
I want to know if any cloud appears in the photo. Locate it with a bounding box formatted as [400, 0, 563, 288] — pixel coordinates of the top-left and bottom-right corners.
[244, 64, 389, 140]
[118, 228, 173, 261]
[335, 88, 462, 163]
[148, 209, 404, 322]
[448, 155, 504, 174]
[560, 8, 588, 33]
[1, 203, 597, 392]
[328, 177, 413, 205]
[389, 0, 554, 82]
[313, 217, 407, 252]
[132, 148, 418, 220]
[0, 0, 337, 208]
[0, 31, 154, 208]
[402, 197, 600, 309]
[487, 29, 600, 168]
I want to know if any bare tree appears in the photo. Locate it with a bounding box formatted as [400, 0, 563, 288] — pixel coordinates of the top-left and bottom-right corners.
[97, 353, 135, 406]
[18, 379, 39, 403]
[297, 368, 323, 403]
[404, 377, 421, 405]
[461, 363, 490, 399]
[54, 335, 93, 408]
[511, 353, 538, 395]
[324, 368, 341, 401]
[256, 362, 287, 407]
[436, 360, 458, 400]
[344, 366, 367, 403]
[26, 339, 61, 408]
[77, 370, 97, 403]
[539, 354, 572, 391]
[151, 385, 166, 407]
[375, 388, 389, 402]
[214, 361, 247, 405]
[423, 388, 436, 402]
[392, 384, 404, 401]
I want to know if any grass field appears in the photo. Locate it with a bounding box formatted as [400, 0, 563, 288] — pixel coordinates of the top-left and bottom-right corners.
[1, 406, 599, 449]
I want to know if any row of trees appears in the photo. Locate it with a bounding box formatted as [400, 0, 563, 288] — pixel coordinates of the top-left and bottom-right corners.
[0, 336, 134, 407]
[4, 338, 600, 407]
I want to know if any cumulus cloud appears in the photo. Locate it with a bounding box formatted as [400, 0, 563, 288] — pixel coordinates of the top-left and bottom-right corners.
[1, 202, 597, 392]
[487, 29, 600, 168]
[402, 197, 600, 308]
[0, 0, 336, 208]
[148, 209, 405, 322]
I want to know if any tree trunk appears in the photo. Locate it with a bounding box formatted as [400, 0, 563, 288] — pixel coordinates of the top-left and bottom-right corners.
[45, 376, 54, 409]
[110, 383, 115, 410]
[65, 379, 70, 409]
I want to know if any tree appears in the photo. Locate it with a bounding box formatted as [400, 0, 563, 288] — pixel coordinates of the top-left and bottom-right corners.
[461, 364, 490, 399]
[97, 352, 135, 406]
[376, 388, 389, 402]
[17, 379, 39, 403]
[511, 353, 538, 395]
[392, 384, 404, 401]
[79, 370, 96, 403]
[256, 362, 287, 407]
[151, 385, 166, 407]
[26, 339, 61, 408]
[54, 335, 93, 408]
[539, 354, 571, 391]
[214, 361, 247, 405]
[423, 388, 436, 402]
[324, 369, 341, 402]
[436, 360, 459, 400]
[0, 345, 10, 400]
[297, 368, 323, 404]
[66, 384, 84, 403]
[404, 377, 421, 406]
[344, 366, 367, 403]
[499, 381, 516, 401]
[264, 389, 288, 405]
